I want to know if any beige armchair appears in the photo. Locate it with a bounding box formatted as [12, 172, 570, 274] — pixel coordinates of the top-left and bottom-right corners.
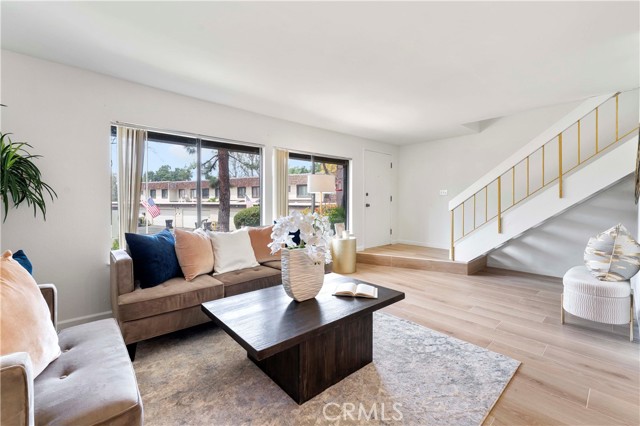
[1, 284, 143, 425]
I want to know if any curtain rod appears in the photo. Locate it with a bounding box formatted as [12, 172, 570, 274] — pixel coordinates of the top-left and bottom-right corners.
[112, 121, 265, 149]
[275, 146, 352, 162]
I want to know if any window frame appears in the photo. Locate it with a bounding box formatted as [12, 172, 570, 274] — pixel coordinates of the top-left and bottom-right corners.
[288, 151, 350, 229]
[110, 125, 263, 240]
[296, 184, 309, 198]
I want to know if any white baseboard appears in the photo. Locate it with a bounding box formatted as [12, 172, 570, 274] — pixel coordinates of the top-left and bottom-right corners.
[58, 310, 113, 330]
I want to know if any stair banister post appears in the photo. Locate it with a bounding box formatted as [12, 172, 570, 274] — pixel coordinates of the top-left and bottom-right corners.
[595, 107, 599, 152]
[558, 133, 563, 198]
[577, 120, 581, 164]
[542, 145, 545, 185]
[497, 176, 502, 233]
[616, 94, 619, 142]
[450, 209, 455, 261]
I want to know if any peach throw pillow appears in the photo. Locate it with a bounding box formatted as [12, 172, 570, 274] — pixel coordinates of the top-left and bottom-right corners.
[248, 226, 281, 263]
[174, 229, 215, 281]
[0, 250, 61, 377]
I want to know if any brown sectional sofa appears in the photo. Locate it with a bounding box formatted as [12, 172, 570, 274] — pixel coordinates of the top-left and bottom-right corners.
[110, 249, 286, 356]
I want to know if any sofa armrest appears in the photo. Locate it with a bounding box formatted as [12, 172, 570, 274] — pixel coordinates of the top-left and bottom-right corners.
[110, 250, 135, 321]
[38, 284, 57, 329]
[110, 250, 135, 295]
[0, 352, 34, 426]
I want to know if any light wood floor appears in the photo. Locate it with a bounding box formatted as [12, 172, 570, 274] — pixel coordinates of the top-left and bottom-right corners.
[350, 263, 640, 426]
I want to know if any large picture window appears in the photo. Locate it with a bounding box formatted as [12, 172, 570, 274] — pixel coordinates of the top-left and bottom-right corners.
[287, 152, 349, 230]
[110, 127, 261, 248]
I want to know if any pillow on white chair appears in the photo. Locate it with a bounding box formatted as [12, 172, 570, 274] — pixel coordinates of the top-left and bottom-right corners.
[584, 223, 640, 281]
[207, 228, 260, 274]
[0, 250, 61, 377]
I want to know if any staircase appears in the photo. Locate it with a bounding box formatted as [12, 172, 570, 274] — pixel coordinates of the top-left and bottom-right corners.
[449, 89, 639, 262]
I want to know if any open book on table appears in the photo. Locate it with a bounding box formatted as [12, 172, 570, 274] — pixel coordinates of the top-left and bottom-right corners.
[333, 282, 378, 299]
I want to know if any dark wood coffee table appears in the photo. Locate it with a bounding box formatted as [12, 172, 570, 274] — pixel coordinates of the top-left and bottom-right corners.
[201, 273, 404, 404]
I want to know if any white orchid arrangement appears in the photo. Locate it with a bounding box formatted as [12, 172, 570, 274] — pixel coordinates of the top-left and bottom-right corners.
[269, 210, 334, 264]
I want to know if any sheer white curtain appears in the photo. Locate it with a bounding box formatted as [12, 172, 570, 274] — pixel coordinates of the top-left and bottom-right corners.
[273, 148, 289, 219]
[117, 126, 147, 248]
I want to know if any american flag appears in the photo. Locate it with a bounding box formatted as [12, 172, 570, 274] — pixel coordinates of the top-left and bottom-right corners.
[141, 197, 161, 218]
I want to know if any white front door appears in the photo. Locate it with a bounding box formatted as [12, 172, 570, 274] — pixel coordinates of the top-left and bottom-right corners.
[364, 150, 392, 248]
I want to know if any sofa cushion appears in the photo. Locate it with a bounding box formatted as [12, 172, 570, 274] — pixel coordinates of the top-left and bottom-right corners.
[584, 223, 640, 281]
[175, 229, 214, 281]
[118, 274, 224, 322]
[261, 260, 282, 270]
[120, 305, 212, 345]
[208, 228, 260, 274]
[125, 229, 182, 288]
[248, 226, 280, 263]
[0, 251, 60, 377]
[34, 319, 142, 426]
[215, 265, 282, 297]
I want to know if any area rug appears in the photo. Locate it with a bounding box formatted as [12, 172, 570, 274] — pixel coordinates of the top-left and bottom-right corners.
[133, 312, 519, 425]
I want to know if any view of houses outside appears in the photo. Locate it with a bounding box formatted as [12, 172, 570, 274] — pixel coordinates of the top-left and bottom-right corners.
[111, 130, 347, 249]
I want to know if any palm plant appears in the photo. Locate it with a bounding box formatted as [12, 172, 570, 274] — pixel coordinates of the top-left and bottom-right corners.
[0, 132, 57, 222]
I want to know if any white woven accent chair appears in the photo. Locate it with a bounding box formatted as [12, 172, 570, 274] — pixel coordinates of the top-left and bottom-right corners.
[562, 266, 634, 341]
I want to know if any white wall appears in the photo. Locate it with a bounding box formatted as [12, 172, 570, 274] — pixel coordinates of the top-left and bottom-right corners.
[397, 100, 581, 249]
[488, 176, 638, 277]
[0, 51, 398, 325]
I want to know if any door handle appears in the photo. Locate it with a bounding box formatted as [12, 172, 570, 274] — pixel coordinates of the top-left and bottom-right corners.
[365, 203, 371, 207]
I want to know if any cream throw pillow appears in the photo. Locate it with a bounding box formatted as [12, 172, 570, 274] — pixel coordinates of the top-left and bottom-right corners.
[175, 229, 215, 281]
[207, 228, 260, 274]
[0, 250, 61, 377]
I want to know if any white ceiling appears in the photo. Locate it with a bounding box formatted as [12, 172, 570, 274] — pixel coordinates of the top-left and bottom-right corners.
[1, 1, 638, 145]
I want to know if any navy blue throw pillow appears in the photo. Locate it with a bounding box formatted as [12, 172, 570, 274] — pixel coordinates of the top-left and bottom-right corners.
[13, 250, 33, 275]
[290, 229, 301, 245]
[125, 229, 181, 288]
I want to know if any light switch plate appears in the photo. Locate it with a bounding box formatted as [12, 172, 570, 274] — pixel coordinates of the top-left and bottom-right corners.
[439, 189, 448, 196]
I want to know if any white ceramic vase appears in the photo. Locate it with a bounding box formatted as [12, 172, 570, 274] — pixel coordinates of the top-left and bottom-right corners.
[281, 249, 324, 302]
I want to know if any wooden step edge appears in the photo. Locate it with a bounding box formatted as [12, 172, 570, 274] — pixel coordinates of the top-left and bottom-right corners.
[355, 252, 487, 275]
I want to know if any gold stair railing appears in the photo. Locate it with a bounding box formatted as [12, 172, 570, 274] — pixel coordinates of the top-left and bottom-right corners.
[450, 90, 639, 261]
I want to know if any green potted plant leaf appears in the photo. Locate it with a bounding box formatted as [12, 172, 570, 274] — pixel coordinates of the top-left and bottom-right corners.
[0, 132, 57, 222]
